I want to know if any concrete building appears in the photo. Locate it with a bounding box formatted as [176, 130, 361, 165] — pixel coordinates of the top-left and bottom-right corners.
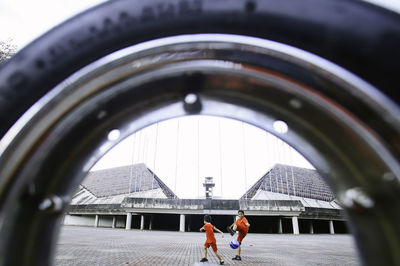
[64, 163, 347, 234]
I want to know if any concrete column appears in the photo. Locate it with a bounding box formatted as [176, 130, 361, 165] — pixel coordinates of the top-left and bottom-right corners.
[149, 215, 153, 230]
[309, 220, 314, 234]
[94, 215, 99, 227]
[329, 220, 335, 234]
[179, 214, 185, 232]
[292, 216, 299, 235]
[125, 213, 132, 230]
[140, 215, 145, 230]
[112, 216, 116, 229]
[278, 218, 283, 234]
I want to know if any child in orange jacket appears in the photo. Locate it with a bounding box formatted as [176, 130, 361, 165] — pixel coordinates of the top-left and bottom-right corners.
[227, 210, 250, 261]
[200, 215, 224, 265]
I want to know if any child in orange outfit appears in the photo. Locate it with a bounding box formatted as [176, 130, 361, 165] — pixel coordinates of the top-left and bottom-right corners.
[200, 215, 224, 265]
[227, 210, 250, 261]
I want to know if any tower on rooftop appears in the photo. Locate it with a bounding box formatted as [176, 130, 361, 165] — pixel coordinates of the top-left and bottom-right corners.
[203, 176, 215, 199]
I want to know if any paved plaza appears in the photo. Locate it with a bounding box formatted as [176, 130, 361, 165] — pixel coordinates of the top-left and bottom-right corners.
[55, 226, 360, 266]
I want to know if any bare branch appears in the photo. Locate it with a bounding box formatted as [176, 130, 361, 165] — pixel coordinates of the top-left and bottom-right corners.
[0, 38, 18, 63]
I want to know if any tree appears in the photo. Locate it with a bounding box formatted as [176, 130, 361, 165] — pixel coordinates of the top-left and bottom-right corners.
[0, 39, 17, 63]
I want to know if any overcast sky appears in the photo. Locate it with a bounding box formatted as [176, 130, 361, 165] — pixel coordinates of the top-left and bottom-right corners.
[0, 0, 105, 48]
[91, 116, 314, 199]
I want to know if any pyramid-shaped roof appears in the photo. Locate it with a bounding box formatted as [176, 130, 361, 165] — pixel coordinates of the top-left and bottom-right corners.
[241, 164, 335, 201]
[82, 163, 176, 198]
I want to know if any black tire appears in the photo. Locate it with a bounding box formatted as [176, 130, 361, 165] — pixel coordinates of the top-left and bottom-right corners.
[0, 1, 399, 266]
[1, 0, 399, 138]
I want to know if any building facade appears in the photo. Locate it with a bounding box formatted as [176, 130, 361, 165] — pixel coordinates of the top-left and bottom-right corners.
[64, 163, 347, 234]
